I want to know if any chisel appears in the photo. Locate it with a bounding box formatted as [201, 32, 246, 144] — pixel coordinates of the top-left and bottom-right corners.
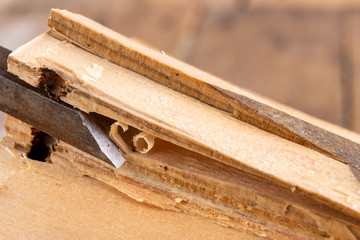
[0, 46, 125, 168]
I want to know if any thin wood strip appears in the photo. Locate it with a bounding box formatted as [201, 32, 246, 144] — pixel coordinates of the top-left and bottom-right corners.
[47, 9, 360, 177]
[3, 115, 360, 238]
[7, 33, 360, 220]
[0, 145, 257, 240]
[53, 140, 360, 239]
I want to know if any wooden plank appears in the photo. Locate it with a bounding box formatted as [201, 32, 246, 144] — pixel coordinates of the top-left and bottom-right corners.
[45, 9, 360, 175]
[7, 32, 360, 224]
[1, 115, 34, 154]
[0, 144, 253, 240]
[3, 114, 360, 239]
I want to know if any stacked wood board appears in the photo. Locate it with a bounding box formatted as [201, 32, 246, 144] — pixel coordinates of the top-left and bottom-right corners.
[2, 9, 360, 239]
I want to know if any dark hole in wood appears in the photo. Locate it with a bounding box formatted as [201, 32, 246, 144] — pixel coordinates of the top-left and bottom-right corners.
[28, 129, 54, 162]
[38, 68, 67, 100]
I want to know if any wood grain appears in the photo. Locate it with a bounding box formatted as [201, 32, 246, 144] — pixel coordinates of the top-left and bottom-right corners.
[46, 9, 360, 176]
[7, 32, 360, 223]
[3, 115, 360, 239]
[0, 143, 255, 240]
[5, 9, 360, 239]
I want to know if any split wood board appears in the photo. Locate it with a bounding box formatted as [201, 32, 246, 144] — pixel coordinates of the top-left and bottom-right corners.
[7, 29, 360, 225]
[0, 144, 253, 240]
[2, 115, 359, 239]
[47, 9, 360, 171]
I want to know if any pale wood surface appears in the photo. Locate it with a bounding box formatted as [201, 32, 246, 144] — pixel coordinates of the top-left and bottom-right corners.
[3, 0, 360, 132]
[44, 9, 360, 174]
[2, 115, 360, 239]
[4, 7, 360, 239]
[0, 144, 253, 240]
[46, 9, 360, 146]
[7, 32, 360, 223]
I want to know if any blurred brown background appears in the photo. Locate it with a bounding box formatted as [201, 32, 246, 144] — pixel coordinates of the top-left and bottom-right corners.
[1, 0, 360, 138]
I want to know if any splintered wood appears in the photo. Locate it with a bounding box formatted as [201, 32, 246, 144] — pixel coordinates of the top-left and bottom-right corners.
[3, 9, 360, 240]
[0, 133, 246, 240]
[48, 9, 360, 174]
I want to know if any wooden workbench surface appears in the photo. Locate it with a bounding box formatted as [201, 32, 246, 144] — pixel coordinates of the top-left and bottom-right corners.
[0, 144, 250, 240]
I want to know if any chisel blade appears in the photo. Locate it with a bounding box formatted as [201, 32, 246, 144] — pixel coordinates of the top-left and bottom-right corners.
[0, 46, 125, 168]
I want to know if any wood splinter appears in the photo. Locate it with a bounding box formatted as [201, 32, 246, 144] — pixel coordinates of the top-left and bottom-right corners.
[47, 9, 360, 178]
[109, 121, 156, 154]
[3, 9, 360, 240]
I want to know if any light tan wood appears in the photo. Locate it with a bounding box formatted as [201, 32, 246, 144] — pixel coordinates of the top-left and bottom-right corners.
[109, 122, 133, 154]
[45, 9, 360, 171]
[5, 9, 360, 239]
[1, 115, 34, 154]
[0, 145, 256, 240]
[6, 30, 360, 238]
[45, 8, 360, 145]
[133, 132, 156, 153]
[3, 115, 360, 239]
[8, 32, 360, 214]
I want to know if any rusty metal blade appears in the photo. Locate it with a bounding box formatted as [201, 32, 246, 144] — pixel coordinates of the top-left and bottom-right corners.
[0, 46, 125, 168]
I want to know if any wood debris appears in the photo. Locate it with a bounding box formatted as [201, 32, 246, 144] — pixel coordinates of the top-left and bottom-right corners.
[2, 9, 360, 239]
